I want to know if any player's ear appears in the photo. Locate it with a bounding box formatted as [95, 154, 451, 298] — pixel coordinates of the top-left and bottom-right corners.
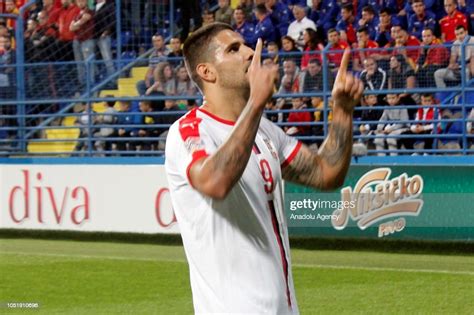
[196, 63, 216, 84]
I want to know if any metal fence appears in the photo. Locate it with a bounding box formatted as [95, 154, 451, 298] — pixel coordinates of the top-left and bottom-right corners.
[0, 1, 473, 157]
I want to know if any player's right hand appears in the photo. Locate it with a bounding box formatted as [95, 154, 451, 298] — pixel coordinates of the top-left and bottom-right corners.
[247, 38, 278, 109]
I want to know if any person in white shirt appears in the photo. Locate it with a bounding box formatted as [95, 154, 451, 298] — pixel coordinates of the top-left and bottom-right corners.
[165, 22, 363, 314]
[287, 5, 317, 50]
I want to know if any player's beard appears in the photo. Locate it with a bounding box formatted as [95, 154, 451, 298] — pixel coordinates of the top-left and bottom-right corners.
[216, 64, 250, 96]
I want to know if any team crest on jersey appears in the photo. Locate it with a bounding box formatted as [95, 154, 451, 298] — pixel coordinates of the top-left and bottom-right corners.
[184, 136, 205, 154]
[263, 138, 278, 160]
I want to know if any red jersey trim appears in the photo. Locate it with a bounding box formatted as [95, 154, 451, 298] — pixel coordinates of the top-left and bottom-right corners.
[281, 141, 302, 168]
[186, 150, 209, 189]
[198, 107, 235, 126]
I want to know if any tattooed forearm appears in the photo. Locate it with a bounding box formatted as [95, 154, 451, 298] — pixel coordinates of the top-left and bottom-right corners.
[283, 120, 353, 190]
[319, 122, 352, 167]
[195, 103, 263, 198]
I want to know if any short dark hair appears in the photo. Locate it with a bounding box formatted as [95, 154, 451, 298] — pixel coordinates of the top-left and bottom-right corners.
[183, 22, 233, 91]
[341, 4, 353, 12]
[379, 8, 391, 15]
[455, 25, 466, 32]
[308, 58, 321, 66]
[362, 5, 375, 15]
[328, 28, 338, 34]
[357, 26, 369, 35]
[255, 4, 267, 15]
[421, 93, 433, 99]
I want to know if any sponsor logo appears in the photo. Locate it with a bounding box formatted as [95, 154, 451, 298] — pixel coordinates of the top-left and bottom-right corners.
[331, 168, 424, 237]
[7, 170, 90, 225]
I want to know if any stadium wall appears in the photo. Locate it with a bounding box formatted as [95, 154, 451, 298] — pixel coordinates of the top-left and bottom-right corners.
[0, 158, 472, 242]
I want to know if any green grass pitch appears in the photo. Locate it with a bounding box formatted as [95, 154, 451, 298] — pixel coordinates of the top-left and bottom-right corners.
[1, 238, 473, 314]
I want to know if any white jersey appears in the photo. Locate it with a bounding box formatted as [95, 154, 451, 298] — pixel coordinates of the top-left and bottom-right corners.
[165, 107, 302, 314]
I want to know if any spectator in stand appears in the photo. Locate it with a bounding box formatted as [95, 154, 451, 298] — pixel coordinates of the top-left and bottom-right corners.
[32, 10, 58, 60]
[336, 4, 357, 45]
[300, 28, 323, 71]
[167, 37, 183, 68]
[93, 98, 117, 155]
[375, 8, 400, 47]
[131, 100, 158, 151]
[136, 34, 169, 96]
[278, 59, 301, 93]
[358, 5, 378, 40]
[266, 41, 280, 66]
[146, 61, 176, 96]
[313, 0, 338, 36]
[155, 99, 182, 151]
[24, 18, 39, 62]
[401, 93, 440, 153]
[57, 0, 80, 61]
[435, 25, 474, 88]
[276, 59, 301, 116]
[280, 35, 301, 66]
[94, 0, 115, 80]
[359, 93, 383, 145]
[352, 27, 379, 72]
[202, 8, 215, 27]
[393, 28, 421, 70]
[374, 93, 409, 156]
[327, 28, 350, 72]
[416, 28, 449, 88]
[70, 0, 95, 85]
[458, 0, 474, 35]
[388, 54, 416, 115]
[115, 100, 139, 153]
[287, 4, 316, 50]
[300, 58, 328, 93]
[440, 0, 468, 43]
[380, 0, 409, 27]
[4, 0, 18, 31]
[285, 97, 312, 139]
[408, 0, 437, 40]
[233, 6, 255, 46]
[360, 57, 387, 93]
[357, 0, 380, 19]
[0, 34, 15, 101]
[215, 0, 234, 25]
[74, 103, 97, 153]
[250, 4, 276, 47]
[43, 0, 61, 28]
[265, 0, 293, 39]
[175, 65, 197, 96]
[237, 0, 254, 22]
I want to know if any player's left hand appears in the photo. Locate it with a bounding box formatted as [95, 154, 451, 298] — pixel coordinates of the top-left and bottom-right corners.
[331, 48, 364, 113]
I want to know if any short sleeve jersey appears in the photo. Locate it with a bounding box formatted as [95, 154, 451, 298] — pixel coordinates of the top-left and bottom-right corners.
[165, 107, 302, 314]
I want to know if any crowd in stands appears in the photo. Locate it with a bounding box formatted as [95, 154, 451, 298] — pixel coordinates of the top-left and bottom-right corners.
[0, 0, 473, 155]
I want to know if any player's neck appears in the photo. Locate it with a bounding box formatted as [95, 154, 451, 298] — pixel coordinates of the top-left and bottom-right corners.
[202, 89, 248, 122]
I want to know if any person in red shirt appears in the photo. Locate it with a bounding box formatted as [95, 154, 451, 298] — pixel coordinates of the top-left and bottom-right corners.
[336, 4, 357, 45]
[70, 0, 94, 84]
[56, 0, 80, 61]
[352, 26, 379, 72]
[4, 0, 18, 30]
[440, 0, 468, 42]
[300, 28, 323, 71]
[416, 28, 449, 88]
[393, 28, 421, 70]
[43, 0, 60, 30]
[326, 28, 349, 72]
[285, 97, 313, 138]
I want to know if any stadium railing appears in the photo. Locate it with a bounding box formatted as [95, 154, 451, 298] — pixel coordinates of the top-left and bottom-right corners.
[0, 3, 473, 157]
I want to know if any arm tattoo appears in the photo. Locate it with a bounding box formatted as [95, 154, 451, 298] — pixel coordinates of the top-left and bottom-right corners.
[283, 122, 352, 189]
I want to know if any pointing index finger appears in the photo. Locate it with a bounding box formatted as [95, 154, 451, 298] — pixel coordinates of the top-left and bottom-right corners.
[251, 38, 262, 67]
[335, 48, 351, 82]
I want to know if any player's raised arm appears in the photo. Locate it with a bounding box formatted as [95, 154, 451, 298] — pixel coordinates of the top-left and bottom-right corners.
[189, 39, 278, 199]
[282, 48, 364, 190]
